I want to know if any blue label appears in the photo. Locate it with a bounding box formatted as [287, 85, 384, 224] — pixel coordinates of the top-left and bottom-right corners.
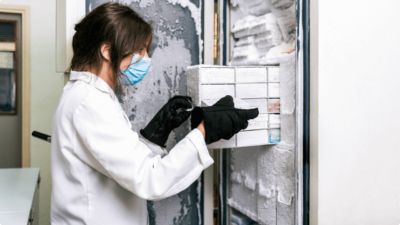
[269, 133, 280, 143]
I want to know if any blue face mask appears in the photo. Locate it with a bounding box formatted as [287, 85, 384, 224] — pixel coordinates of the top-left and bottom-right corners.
[121, 54, 151, 86]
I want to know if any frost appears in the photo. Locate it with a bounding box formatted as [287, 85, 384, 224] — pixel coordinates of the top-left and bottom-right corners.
[235, 36, 255, 47]
[166, 0, 203, 63]
[153, 195, 182, 224]
[278, 14, 296, 42]
[278, 50, 296, 115]
[139, 0, 155, 8]
[228, 0, 297, 223]
[231, 172, 242, 184]
[166, 0, 201, 36]
[232, 44, 259, 59]
[228, 198, 258, 222]
[258, 182, 272, 198]
[277, 183, 294, 205]
[230, 148, 259, 219]
[244, 175, 257, 191]
[231, 0, 295, 17]
[263, 41, 295, 64]
[275, 147, 295, 206]
[231, 0, 272, 16]
[277, 201, 295, 225]
[230, 14, 283, 66]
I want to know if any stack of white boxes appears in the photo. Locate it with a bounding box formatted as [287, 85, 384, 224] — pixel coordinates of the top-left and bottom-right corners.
[187, 65, 281, 149]
[230, 14, 283, 66]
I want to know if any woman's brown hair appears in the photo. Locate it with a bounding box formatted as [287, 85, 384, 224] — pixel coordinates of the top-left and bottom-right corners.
[68, 2, 153, 88]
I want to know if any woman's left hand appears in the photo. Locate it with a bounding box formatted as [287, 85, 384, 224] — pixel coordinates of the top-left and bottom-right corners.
[140, 96, 192, 147]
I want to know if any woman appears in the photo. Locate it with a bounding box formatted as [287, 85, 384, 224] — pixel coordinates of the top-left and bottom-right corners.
[51, 2, 257, 224]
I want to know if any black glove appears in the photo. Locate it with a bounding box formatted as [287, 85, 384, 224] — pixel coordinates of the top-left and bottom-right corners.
[140, 96, 192, 147]
[190, 95, 259, 144]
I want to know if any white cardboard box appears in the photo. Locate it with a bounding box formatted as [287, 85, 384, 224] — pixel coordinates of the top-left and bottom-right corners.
[236, 83, 268, 98]
[243, 98, 268, 113]
[236, 67, 267, 83]
[201, 68, 235, 83]
[201, 85, 235, 100]
[268, 66, 280, 82]
[237, 130, 270, 147]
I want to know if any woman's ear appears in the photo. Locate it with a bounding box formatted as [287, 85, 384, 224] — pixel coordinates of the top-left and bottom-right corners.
[101, 43, 111, 62]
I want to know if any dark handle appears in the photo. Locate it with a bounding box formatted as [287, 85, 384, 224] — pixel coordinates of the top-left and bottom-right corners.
[32, 131, 51, 143]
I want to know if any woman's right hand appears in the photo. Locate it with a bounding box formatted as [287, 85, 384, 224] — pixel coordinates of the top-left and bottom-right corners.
[197, 120, 206, 140]
[190, 95, 259, 144]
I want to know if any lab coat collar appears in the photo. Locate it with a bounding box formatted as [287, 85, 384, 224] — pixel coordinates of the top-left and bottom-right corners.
[70, 71, 116, 99]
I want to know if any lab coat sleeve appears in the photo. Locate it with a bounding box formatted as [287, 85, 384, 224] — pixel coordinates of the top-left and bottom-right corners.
[72, 95, 213, 201]
[139, 136, 169, 157]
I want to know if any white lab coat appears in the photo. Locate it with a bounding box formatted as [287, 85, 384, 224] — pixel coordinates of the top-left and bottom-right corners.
[51, 71, 213, 225]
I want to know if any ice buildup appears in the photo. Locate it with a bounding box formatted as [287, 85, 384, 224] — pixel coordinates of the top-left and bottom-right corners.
[227, 0, 297, 224]
[230, 13, 283, 66]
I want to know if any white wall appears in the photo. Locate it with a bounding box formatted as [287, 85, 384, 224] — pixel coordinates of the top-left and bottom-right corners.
[0, 0, 64, 224]
[310, 0, 400, 224]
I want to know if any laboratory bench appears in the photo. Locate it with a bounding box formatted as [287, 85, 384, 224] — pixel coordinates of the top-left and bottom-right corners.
[0, 168, 40, 225]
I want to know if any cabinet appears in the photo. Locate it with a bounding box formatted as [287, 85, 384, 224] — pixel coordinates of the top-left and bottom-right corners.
[0, 168, 40, 225]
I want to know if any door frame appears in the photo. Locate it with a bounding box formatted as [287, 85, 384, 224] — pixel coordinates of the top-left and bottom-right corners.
[0, 5, 31, 167]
